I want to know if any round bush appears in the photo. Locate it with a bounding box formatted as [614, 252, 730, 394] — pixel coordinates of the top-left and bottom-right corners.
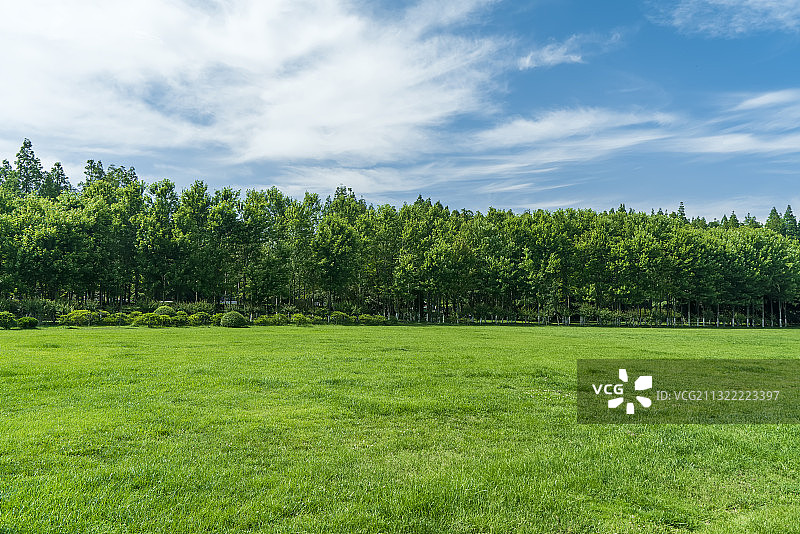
[188, 312, 211, 326]
[0, 311, 16, 329]
[358, 314, 387, 326]
[132, 312, 165, 328]
[292, 313, 311, 326]
[220, 311, 248, 328]
[211, 312, 224, 326]
[254, 313, 289, 326]
[153, 305, 176, 317]
[330, 311, 353, 325]
[17, 316, 39, 329]
[59, 309, 99, 327]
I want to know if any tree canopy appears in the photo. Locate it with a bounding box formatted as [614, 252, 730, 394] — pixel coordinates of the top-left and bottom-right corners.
[1, 139, 798, 326]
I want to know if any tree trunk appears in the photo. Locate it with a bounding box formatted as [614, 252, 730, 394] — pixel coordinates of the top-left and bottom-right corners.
[771, 298, 774, 327]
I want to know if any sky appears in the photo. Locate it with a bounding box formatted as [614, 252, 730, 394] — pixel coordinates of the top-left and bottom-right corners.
[2, 0, 800, 220]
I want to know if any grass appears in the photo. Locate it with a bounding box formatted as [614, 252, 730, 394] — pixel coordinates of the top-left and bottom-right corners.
[1, 325, 799, 533]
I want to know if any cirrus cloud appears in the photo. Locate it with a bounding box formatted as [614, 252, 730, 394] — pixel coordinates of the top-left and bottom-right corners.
[651, 0, 800, 36]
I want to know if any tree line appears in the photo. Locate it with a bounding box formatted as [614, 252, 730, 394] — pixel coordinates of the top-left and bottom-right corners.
[1, 139, 799, 326]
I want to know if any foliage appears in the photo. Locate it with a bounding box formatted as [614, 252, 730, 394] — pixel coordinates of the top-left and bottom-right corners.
[101, 313, 129, 326]
[132, 313, 166, 328]
[175, 301, 216, 316]
[358, 314, 387, 325]
[131, 299, 161, 313]
[153, 305, 176, 317]
[330, 311, 353, 325]
[16, 316, 38, 329]
[171, 311, 189, 326]
[188, 312, 211, 326]
[0, 311, 17, 329]
[220, 310, 248, 328]
[17, 298, 61, 322]
[291, 313, 311, 326]
[211, 313, 224, 326]
[3, 140, 800, 329]
[59, 310, 100, 327]
[254, 314, 289, 326]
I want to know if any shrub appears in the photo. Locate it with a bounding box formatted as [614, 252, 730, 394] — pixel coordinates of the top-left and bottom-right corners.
[171, 312, 189, 327]
[0, 311, 17, 329]
[0, 299, 20, 316]
[132, 313, 166, 328]
[291, 313, 311, 326]
[358, 314, 387, 326]
[211, 313, 224, 326]
[18, 299, 58, 322]
[59, 309, 100, 327]
[254, 314, 288, 326]
[220, 310, 248, 328]
[131, 298, 160, 313]
[153, 305, 176, 317]
[330, 311, 353, 325]
[16, 316, 38, 329]
[188, 312, 211, 326]
[101, 313, 131, 326]
[175, 301, 216, 316]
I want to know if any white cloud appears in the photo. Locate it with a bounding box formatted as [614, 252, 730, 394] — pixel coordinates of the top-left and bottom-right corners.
[475, 108, 675, 148]
[670, 88, 800, 154]
[518, 32, 621, 70]
[653, 0, 800, 36]
[734, 89, 800, 110]
[0, 0, 498, 168]
[403, 0, 496, 33]
[518, 37, 583, 69]
[671, 132, 800, 153]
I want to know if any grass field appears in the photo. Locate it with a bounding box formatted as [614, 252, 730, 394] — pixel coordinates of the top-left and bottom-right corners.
[1, 326, 799, 533]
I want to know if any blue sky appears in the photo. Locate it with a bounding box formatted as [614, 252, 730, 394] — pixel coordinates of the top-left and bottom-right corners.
[2, 0, 800, 219]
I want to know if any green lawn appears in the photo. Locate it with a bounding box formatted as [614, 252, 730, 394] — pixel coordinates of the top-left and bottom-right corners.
[1, 326, 799, 533]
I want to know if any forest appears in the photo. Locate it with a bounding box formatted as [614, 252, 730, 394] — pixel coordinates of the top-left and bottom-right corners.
[1, 139, 799, 327]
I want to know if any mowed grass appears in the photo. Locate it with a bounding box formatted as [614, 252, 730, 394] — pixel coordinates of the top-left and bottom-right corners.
[1, 326, 799, 533]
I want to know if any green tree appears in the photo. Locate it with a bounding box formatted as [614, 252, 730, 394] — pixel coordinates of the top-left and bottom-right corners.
[138, 179, 179, 301]
[39, 162, 70, 199]
[783, 205, 797, 238]
[314, 213, 359, 311]
[766, 207, 783, 234]
[14, 139, 44, 195]
[0, 159, 18, 194]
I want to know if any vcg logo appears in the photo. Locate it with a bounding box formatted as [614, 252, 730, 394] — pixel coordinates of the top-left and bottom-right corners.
[592, 368, 653, 415]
